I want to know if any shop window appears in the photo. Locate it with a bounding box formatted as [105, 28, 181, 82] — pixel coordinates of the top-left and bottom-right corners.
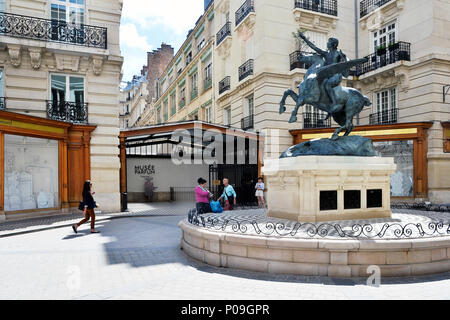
[4, 135, 59, 212]
[373, 140, 414, 197]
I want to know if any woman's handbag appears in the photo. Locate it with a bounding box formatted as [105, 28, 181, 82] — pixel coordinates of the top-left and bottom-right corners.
[78, 201, 84, 211]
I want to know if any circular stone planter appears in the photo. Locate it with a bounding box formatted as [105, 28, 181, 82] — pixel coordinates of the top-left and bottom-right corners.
[179, 211, 450, 278]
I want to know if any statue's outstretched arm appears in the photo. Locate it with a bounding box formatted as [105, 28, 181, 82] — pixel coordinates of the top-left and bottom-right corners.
[298, 32, 327, 56]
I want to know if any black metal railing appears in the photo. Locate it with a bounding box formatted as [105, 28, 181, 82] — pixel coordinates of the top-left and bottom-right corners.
[216, 21, 231, 46]
[241, 114, 254, 130]
[238, 59, 254, 82]
[0, 97, 5, 110]
[219, 76, 230, 95]
[0, 12, 107, 49]
[369, 108, 398, 125]
[360, 0, 393, 18]
[294, 0, 338, 16]
[235, 0, 255, 26]
[290, 50, 315, 70]
[303, 112, 331, 128]
[351, 41, 411, 76]
[46, 101, 88, 124]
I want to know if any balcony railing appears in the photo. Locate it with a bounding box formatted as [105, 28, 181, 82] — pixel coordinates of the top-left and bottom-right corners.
[179, 98, 186, 109]
[350, 41, 411, 77]
[303, 112, 331, 129]
[0, 97, 5, 110]
[294, 0, 338, 16]
[369, 108, 398, 125]
[290, 51, 315, 71]
[190, 88, 198, 101]
[241, 114, 254, 131]
[360, 0, 394, 18]
[204, 78, 212, 91]
[238, 59, 254, 82]
[219, 76, 230, 95]
[46, 101, 88, 124]
[235, 0, 255, 27]
[0, 12, 107, 49]
[216, 21, 231, 46]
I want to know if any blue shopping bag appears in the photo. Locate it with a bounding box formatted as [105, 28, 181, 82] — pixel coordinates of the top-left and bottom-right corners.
[210, 200, 223, 213]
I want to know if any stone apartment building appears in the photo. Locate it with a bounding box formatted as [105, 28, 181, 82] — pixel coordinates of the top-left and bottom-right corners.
[0, 0, 123, 219]
[131, 0, 450, 204]
[119, 71, 148, 129]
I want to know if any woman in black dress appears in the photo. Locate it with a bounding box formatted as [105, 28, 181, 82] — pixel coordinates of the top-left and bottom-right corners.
[72, 181, 99, 234]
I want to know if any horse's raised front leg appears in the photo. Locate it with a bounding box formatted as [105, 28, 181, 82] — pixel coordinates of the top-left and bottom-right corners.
[289, 95, 305, 123]
[279, 89, 298, 114]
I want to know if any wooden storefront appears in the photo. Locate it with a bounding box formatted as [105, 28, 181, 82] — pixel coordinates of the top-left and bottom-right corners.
[290, 122, 433, 199]
[0, 110, 96, 217]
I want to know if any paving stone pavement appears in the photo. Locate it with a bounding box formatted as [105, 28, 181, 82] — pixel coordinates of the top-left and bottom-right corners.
[1, 208, 450, 300]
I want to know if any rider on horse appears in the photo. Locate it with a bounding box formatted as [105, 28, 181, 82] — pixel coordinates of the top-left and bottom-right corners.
[298, 32, 348, 117]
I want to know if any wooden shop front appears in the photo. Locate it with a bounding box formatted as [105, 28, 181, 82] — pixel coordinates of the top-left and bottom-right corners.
[0, 110, 96, 218]
[289, 122, 433, 200]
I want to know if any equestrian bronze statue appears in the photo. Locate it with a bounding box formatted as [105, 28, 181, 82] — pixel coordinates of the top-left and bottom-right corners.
[280, 32, 370, 141]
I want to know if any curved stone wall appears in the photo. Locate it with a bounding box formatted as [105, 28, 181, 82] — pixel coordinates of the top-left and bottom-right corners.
[179, 220, 450, 277]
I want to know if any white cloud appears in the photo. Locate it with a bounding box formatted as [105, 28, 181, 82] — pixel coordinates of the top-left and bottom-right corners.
[122, 0, 204, 35]
[120, 23, 153, 52]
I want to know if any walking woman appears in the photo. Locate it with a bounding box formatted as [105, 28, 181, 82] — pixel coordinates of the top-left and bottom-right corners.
[72, 181, 99, 234]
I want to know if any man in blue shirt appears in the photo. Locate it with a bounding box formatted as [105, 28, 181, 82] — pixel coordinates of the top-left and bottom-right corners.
[218, 178, 237, 210]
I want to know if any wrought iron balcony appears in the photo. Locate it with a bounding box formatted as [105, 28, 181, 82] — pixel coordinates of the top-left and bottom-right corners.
[46, 101, 88, 124]
[350, 41, 411, 77]
[360, 0, 394, 18]
[290, 51, 315, 71]
[294, 0, 338, 16]
[219, 76, 230, 95]
[190, 88, 198, 101]
[0, 97, 5, 110]
[238, 59, 254, 82]
[303, 112, 331, 129]
[241, 114, 254, 131]
[0, 12, 107, 49]
[235, 0, 255, 27]
[204, 78, 212, 91]
[216, 21, 231, 46]
[369, 108, 398, 125]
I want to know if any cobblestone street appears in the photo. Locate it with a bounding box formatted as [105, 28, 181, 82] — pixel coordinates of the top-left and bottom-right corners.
[1, 204, 450, 300]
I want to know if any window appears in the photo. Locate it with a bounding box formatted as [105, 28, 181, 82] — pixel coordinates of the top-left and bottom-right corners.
[50, 74, 84, 105]
[186, 51, 193, 66]
[224, 107, 231, 125]
[0, 68, 4, 98]
[373, 21, 397, 53]
[170, 93, 176, 116]
[51, 0, 85, 25]
[245, 95, 254, 117]
[205, 106, 212, 123]
[197, 38, 206, 52]
[163, 100, 168, 122]
[374, 87, 397, 123]
[180, 87, 186, 109]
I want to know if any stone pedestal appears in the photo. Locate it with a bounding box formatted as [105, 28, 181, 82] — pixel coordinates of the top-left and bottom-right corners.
[262, 156, 397, 222]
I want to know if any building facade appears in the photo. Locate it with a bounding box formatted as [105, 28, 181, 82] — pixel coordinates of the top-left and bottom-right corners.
[134, 0, 450, 204]
[120, 72, 149, 129]
[0, 0, 124, 218]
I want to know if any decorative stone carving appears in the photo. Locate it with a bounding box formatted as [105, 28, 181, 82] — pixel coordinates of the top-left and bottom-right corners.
[394, 66, 410, 93]
[28, 47, 42, 70]
[217, 37, 232, 58]
[91, 55, 104, 75]
[7, 45, 21, 67]
[293, 8, 338, 33]
[236, 12, 256, 37]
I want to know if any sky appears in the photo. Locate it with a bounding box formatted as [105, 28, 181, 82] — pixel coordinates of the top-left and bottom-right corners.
[120, 0, 205, 83]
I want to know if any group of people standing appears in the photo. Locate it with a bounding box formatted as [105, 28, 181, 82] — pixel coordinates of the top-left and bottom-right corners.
[194, 176, 266, 215]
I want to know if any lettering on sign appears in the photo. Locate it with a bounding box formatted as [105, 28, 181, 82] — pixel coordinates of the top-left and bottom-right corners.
[135, 165, 156, 175]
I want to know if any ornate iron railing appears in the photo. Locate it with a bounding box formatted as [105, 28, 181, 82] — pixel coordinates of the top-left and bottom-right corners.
[303, 111, 331, 128]
[0, 97, 5, 110]
[360, 0, 394, 18]
[219, 76, 230, 95]
[241, 114, 254, 130]
[238, 59, 254, 82]
[188, 215, 450, 239]
[235, 0, 255, 26]
[46, 101, 88, 124]
[204, 78, 212, 91]
[216, 21, 231, 46]
[290, 51, 315, 70]
[294, 0, 338, 16]
[0, 12, 107, 49]
[369, 108, 398, 125]
[351, 41, 411, 76]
